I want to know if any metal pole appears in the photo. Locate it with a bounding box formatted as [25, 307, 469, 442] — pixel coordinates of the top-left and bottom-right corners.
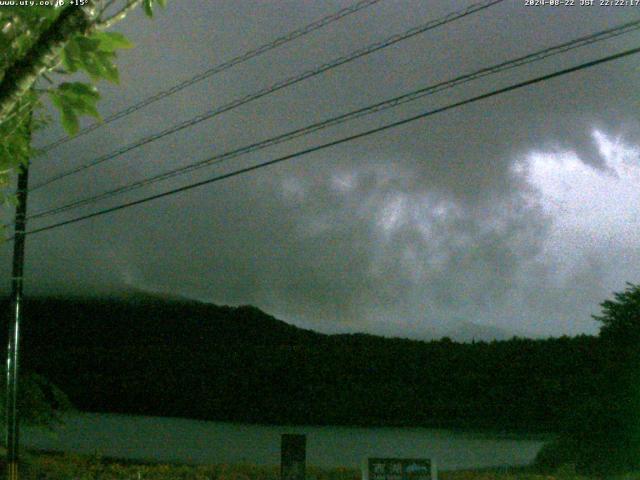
[5, 159, 29, 480]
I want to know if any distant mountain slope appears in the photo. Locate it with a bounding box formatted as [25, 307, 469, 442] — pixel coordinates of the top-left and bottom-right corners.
[13, 293, 324, 349]
[1, 293, 599, 432]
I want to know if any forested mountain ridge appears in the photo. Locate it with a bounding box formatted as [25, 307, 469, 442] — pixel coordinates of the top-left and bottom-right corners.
[1, 294, 601, 432]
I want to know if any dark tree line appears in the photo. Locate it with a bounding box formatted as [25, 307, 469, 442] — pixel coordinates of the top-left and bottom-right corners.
[0, 293, 602, 431]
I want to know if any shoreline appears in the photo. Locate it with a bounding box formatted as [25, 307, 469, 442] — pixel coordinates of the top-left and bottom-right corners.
[69, 410, 558, 439]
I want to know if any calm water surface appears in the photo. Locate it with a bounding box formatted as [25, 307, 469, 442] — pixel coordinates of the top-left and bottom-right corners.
[22, 413, 550, 470]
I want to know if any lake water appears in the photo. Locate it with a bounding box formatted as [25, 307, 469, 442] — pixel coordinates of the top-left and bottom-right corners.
[22, 413, 550, 471]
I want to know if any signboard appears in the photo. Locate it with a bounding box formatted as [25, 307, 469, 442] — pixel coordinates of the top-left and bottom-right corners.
[281, 434, 306, 480]
[365, 458, 436, 480]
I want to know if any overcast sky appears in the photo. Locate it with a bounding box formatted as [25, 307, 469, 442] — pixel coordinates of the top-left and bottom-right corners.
[2, 0, 639, 339]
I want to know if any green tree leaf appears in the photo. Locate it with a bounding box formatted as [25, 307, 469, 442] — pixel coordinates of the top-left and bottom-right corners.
[143, 0, 154, 18]
[94, 51, 120, 83]
[61, 36, 84, 72]
[63, 35, 122, 84]
[49, 94, 78, 135]
[48, 82, 102, 135]
[58, 81, 100, 101]
[91, 31, 134, 52]
[60, 104, 79, 135]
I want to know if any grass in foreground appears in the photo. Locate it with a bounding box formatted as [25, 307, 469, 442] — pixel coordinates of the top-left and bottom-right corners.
[4, 451, 640, 479]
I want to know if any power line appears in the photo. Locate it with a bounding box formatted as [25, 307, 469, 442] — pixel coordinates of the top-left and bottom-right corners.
[24, 18, 640, 223]
[17, 45, 640, 239]
[30, 0, 504, 192]
[36, 0, 386, 154]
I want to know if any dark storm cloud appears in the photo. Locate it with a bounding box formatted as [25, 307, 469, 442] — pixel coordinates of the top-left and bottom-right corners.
[2, 0, 639, 338]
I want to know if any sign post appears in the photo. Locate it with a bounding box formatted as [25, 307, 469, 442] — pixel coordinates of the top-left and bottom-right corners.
[365, 458, 437, 480]
[281, 434, 306, 480]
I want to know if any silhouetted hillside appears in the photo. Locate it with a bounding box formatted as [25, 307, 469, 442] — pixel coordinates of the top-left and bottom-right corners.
[2, 294, 600, 431]
[16, 293, 324, 348]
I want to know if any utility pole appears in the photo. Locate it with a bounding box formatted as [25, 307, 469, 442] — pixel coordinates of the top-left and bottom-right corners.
[5, 132, 30, 480]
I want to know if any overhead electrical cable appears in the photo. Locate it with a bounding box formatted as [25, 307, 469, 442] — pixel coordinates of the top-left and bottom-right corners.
[37, 0, 387, 153]
[30, 0, 504, 191]
[23, 18, 640, 223]
[15, 45, 640, 239]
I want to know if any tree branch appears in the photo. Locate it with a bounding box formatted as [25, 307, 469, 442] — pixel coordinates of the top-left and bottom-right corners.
[99, 0, 119, 17]
[96, 0, 142, 30]
[0, 2, 96, 125]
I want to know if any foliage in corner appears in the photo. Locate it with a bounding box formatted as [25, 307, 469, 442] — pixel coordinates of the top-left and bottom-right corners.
[536, 282, 640, 475]
[593, 282, 640, 345]
[0, 372, 73, 433]
[0, 0, 167, 205]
